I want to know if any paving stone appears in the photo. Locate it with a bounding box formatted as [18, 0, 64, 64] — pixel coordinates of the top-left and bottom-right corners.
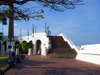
[5, 55, 100, 75]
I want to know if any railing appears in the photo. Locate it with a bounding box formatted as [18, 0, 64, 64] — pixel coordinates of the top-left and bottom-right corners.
[46, 37, 51, 55]
[59, 33, 79, 53]
[46, 44, 51, 55]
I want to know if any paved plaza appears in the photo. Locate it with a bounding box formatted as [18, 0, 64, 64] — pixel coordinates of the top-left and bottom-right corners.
[5, 55, 100, 75]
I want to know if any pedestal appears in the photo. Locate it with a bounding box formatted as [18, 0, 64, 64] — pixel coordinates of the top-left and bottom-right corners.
[28, 48, 32, 55]
[16, 48, 19, 55]
[6, 41, 15, 55]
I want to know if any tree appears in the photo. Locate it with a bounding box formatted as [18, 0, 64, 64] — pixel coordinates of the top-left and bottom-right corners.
[0, 0, 86, 41]
[0, 0, 86, 24]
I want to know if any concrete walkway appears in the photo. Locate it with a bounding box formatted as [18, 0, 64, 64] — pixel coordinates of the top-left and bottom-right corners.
[5, 55, 100, 75]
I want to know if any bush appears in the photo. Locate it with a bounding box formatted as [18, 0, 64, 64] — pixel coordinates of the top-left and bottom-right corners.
[15, 44, 21, 50]
[21, 42, 28, 51]
[28, 42, 33, 49]
[21, 42, 33, 51]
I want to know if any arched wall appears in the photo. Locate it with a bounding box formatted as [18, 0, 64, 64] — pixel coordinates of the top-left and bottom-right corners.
[34, 40, 41, 55]
[33, 32, 48, 55]
[2, 32, 50, 55]
[33, 38, 44, 55]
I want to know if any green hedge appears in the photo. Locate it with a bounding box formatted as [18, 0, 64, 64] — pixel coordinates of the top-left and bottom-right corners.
[28, 42, 33, 49]
[21, 42, 33, 51]
[15, 44, 21, 50]
[21, 42, 28, 51]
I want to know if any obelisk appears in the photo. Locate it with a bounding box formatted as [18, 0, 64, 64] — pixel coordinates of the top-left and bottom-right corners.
[6, 4, 15, 54]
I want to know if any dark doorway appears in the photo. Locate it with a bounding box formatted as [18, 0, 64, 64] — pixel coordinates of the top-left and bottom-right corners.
[36, 40, 41, 55]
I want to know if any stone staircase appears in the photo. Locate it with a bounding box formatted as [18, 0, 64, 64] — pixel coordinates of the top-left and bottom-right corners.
[47, 36, 77, 58]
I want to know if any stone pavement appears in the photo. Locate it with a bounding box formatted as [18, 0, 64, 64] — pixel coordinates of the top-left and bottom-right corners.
[5, 55, 100, 75]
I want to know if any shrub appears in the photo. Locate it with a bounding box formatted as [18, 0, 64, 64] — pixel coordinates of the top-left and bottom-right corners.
[28, 42, 33, 49]
[21, 41, 33, 51]
[15, 44, 21, 50]
[21, 42, 28, 51]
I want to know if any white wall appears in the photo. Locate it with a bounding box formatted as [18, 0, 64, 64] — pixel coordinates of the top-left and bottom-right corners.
[3, 32, 51, 56]
[80, 44, 100, 54]
[32, 32, 51, 55]
[76, 44, 100, 65]
[76, 53, 100, 65]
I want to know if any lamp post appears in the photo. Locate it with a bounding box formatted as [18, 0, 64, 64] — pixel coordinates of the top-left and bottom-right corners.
[35, 26, 36, 33]
[20, 29, 22, 40]
[27, 29, 29, 39]
[6, 4, 15, 55]
[45, 22, 46, 33]
[32, 24, 34, 37]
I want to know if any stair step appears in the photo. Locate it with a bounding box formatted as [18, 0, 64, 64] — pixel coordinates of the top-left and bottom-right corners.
[49, 36, 70, 48]
[47, 48, 77, 58]
[47, 36, 77, 58]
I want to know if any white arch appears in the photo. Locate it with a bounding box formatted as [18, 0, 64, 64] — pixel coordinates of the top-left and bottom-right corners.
[34, 39, 41, 55]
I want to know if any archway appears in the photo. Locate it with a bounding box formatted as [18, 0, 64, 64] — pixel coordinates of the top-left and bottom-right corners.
[21, 41, 28, 54]
[15, 41, 20, 45]
[22, 41, 27, 43]
[36, 40, 41, 55]
[29, 40, 32, 43]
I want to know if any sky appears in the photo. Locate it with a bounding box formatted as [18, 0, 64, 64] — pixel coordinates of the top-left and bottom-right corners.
[0, 0, 100, 47]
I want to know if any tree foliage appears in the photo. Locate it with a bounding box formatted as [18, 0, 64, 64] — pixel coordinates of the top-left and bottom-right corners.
[0, 0, 86, 25]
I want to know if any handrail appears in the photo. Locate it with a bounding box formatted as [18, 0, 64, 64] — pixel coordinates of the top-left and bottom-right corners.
[45, 37, 51, 55]
[59, 33, 79, 53]
[46, 44, 51, 55]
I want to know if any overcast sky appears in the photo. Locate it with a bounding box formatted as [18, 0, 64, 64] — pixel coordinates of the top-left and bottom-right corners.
[0, 0, 100, 47]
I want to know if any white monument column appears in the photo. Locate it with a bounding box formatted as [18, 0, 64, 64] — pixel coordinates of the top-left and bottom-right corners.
[1, 45, 5, 55]
[6, 40, 15, 54]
